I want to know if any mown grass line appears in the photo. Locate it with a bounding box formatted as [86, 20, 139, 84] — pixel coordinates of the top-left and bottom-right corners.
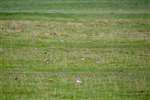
[0, 13, 150, 21]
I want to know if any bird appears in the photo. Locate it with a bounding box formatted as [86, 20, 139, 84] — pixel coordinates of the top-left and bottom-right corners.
[76, 79, 82, 84]
[75, 77, 82, 85]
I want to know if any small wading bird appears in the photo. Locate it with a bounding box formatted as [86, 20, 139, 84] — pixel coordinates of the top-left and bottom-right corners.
[75, 77, 82, 85]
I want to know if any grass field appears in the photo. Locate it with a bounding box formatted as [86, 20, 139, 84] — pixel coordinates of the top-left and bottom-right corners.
[0, 0, 150, 100]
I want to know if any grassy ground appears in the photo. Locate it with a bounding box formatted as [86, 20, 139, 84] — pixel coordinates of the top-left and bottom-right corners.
[0, 0, 150, 100]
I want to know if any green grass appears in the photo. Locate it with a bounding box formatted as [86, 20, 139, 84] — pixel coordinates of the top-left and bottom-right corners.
[0, 0, 150, 100]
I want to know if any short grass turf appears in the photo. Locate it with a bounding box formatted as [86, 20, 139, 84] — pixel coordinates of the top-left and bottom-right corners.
[0, 0, 150, 100]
